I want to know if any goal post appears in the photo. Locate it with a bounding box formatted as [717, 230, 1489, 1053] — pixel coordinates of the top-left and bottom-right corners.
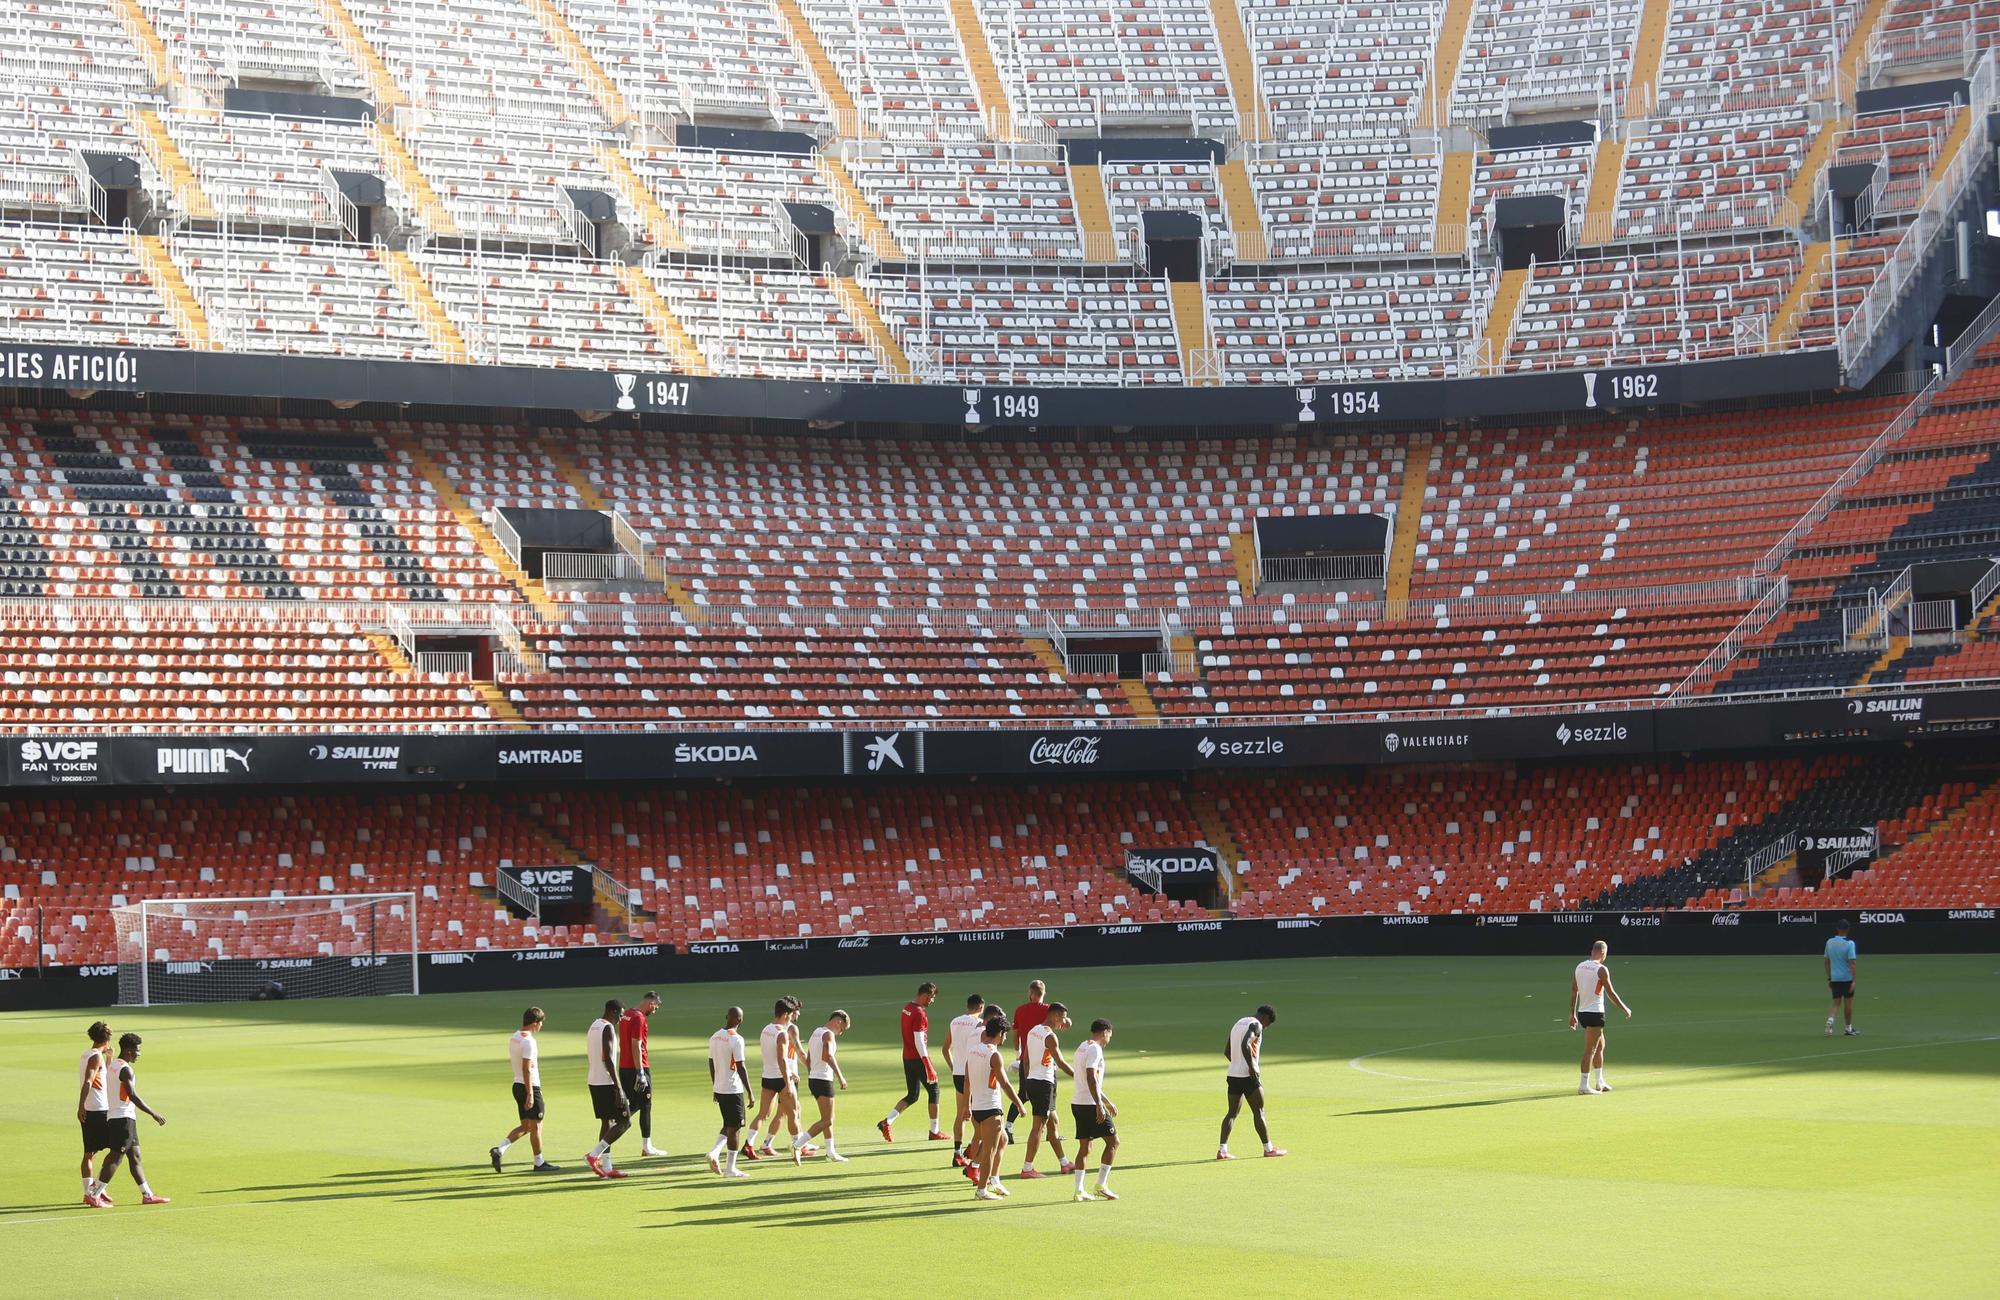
[112, 893, 419, 1007]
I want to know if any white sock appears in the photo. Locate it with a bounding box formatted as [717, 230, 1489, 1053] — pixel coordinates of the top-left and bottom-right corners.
[882, 1112, 899, 1127]
[929, 1120, 943, 1135]
[495, 1138, 512, 1154]
[1580, 1072, 1591, 1088]
[707, 1136, 727, 1159]
[1097, 1165, 1112, 1188]
[825, 1137, 839, 1156]
[745, 1126, 761, 1147]
[84, 1177, 96, 1196]
[1217, 1144, 1229, 1155]
[1073, 1167, 1087, 1193]
[726, 1147, 740, 1173]
[533, 1154, 549, 1166]
[1592, 1069, 1606, 1087]
[1264, 1141, 1276, 1153]
[139, 1181, 153, 1196]
[589, 1141, 608, 1159]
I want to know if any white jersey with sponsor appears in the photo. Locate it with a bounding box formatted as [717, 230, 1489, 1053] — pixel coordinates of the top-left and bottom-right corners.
[79, 1047, 109, 1113]
[709, 1028, 747, 1095]
[758, 1021, 793, 1082]
[1226, 1015, 1263, 1079]
[807, 1026, 838, 1082]
[1070, 1038, 1106, 1107]
[1575, 959, 1607, 1014]
[107, 1059, 137, 1121]
[508, 1029, 539, 1088]
[965, 1042, 1004, 1110]
[1024, 1023, 1061, 1084]
[948, 1013, 986, 1076]
[585, 1018, 618, 1086]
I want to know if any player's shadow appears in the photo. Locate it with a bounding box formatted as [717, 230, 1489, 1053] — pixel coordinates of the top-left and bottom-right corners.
[1341, 1092, 1572, 1116]
[0, 1203, 100, 1216]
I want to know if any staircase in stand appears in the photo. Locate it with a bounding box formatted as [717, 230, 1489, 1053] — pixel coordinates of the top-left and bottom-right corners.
[1781, 119, 1845, 229]
[543, 442, 608, 511]
[1385, 435, 1432, 605]
[132, 109, 215, 219]
[111, 0, 180, 93]
[1218, 158, 1264, 254]
[1578, 139, 1626, 245]
[524, 0, 630, 125]
[1170, 280, 1214, 385]
[817, 153, 904, 259]
[1191, 786, 1245, 907]
[382, 248, 469, 362]
[1118, 678, 1161, 725]
[834, 275, 914, 379]
[1028, 640, 1068, 677]
[1207, 0, 1265, 139]
[366, 631, 414, 675]
[475, 681, 530, 731]
[1433, 151, 1474, 255]
[1480, 267, 1530, 374]
[947, 0, 1012, 138]
[1415, 0, 1476, 128]
[371, 121, 455, 235]
[130, 233, 211, 349]
[774, 0, 870, 135]
[315, 0, 407, 109]
[1838, 0, 1894, 101]
[1768, 241, 1834, 347]
[396, 438, 563, 622]
[1069, 163, 1123, 262]
[1230, 532, 1258, 595]
[598, 143, 684, 250]
[1625, 0, 1674, 117]
[612, 264, 710, 376]
[1854, 634, 1912, 688]
[1916, 104, 1975, 208]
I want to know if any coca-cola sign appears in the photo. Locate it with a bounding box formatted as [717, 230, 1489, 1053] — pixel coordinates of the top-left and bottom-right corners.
[1028, 735, 1100, 766]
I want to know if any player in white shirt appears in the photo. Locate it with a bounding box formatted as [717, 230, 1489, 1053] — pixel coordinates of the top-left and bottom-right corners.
[96, 1033, 169, 1205]
[962, 1016, 1023, 1201]
[746, 996, 805, 1164]
[583, 999, 632, 1178]
[705, 1006, 754, 1178]
[1070, 1018, 1119, 1202]
[799, 1010, 852, 1162]
[78, 1021, 115, 1208]
[1018, 1003, 1075, 1178]
[1569, 940, 1633, 1094]
[945, 993, 988, 1167]
[1218, 1005, 1285, 1159]
[492, 1006, 560, 1174]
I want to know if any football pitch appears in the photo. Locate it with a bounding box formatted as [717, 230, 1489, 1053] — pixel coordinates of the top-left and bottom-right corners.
[2, 954, 1996, 1299]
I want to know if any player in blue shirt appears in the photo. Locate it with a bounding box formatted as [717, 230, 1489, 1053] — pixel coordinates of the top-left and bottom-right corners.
[1824, 920, 1859, 1037]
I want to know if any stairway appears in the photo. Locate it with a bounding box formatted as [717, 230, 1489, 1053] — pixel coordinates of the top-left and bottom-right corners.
[1917, 105, 1975, 208]
[1781, 119, 1845, 229]
[1625, 0, 1674, 117]
[1415, 0, 1476, 129]
[1838, 0, 1893, 99]
[1578, 140, 1626, 246]
[816, 153, 903, 258]
[774, 0, 869, 134]
[597, 144, 684, 250]
[396, 438, 563, 622]
[1027, 639, 1068, 677]
[133, 109, 215, 219]
[1191, 786, 1245, 907]
[382, 248, 469, 362]
[371, 120, 455, 235]
[1069, 164, 1120, 262]
[946, 0, 1012, 138]
[1218, 159, 1264, 255]
[1480, 267, 1530, 373]
[1385, 435, 1432, 605]
[834, 275, 914, 378]
[1747, 849, 1801, 897]
[1230, 532, 1258, 595]
[1118, 678, 1161, 725]
[130, 233, 211, 349]
[475, 682, 530, 731]
[611, 264, 710, 375]
[366, 631, 414, 676]
[111, 0, 179, 92]
[543, 443, 608, 512]
[1207, 0, 1265, 139]
[1432, 151, 1474, 255]
[1170, 280, 1214, 385]
[524, 0, 630, 125]
[1767, 241, 1834, 347]
[1854, 634, 1912, 688]
[316, 0, 406, 109]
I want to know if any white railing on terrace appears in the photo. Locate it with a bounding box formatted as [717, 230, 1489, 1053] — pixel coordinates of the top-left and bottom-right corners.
[1867, 14, 1979, 81]
[1744, 832, 1798, 893]
[319, 164, 359, 239]
[542, 551, 652, 583]
[1258, 555, 1386, 585]
[493, 649, 547, 682]
[1910, 597, 1959, 642]
[1226, 224, 1469, 263]
[1141, 648, 1198, 678]
[1573, 191, 1801, 248]
[1944, 293, 2000, 381]
[1842, 599, 1887, 649]
[413, 649, 473, 677]
[495, 871, 540, 921]
[384, 604, 416, 657]
[1064, 651, 1120, 677]
[1838, 50, 1997, 373]
[1970, 561, 2000, 618]
[1668, 576, 1790, 698]
[489, 511, 524, 567]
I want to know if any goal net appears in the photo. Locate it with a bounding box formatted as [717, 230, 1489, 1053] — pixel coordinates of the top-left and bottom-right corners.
[112, 894, 419, 1007]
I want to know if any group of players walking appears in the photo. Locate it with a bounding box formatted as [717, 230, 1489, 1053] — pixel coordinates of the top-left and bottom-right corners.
[489, 977, 1285, 1202]
[74, 1020, 168, 1209]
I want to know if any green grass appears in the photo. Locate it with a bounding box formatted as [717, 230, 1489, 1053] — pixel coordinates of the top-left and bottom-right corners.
[2, 955, 1997, 1299]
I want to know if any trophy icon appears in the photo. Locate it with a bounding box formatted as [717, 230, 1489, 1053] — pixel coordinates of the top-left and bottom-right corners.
[614, 373, 637, 411]
[1295, 387, 1316, 422]
[1582, 372, 1599, 410]
[963, 389, 982, 424]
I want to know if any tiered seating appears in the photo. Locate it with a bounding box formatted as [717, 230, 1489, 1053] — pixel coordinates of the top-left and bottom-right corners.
[1613, 108, 1815, 238]
[161, 111, 401, 230]
[542, 781, 1212, 943]
[1507, 240, 1801, 370]
[556, 0, 828, 128]
[867, 271, 1182, 385]
[137, 0, 368, 96]
[1655, 0, 1852, 114]
[1869, 0, 1999, 80]
[170, 232, 437, 361]
[1452, 0, 1643, 122]
[849, 144, 1083, 260]
[1249, 144, 1442, 257]
[1787, 231, 1900, 351]
[1101, 160, 1227, 237]
[348, 0, 601, 120]
[1471, 141, 1596, 234]
[651, 263, 888, 382]
[1242, 0, 1439, 138]
[415, 248, 668, 369]
[1207, 267, 1485, 383]
[0, 223, 182, 348]
[413, 428, 585, 515]
[978, 0, 1236, 135]
[1215, 757, 1818, 917]
[0, 0, 160, 215]
[1789, 779, 2000, 910]
[622, 146, 837, 255]
[404, 117, 616, 246]
[799, 0, 985, 137]
[1835, 102, 1959, 216]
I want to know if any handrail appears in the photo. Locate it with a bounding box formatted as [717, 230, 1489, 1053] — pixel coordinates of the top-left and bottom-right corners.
[1744, 832, 1798, 894]
[1757, 380, 1939, 575]
[1970, 560, 2000, 617]
[319, 163, 359, 239]
[1258, 554, 1387, 585]
[495, 871, 541, 921]
[1668, 577, 1789, 698]
[489, 511, 524, 567]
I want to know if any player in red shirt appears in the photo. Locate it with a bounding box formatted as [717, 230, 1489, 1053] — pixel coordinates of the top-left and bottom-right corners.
[878, 981, 947, 1142]
[1005, 980, 1051, 1137]
[618, 991, 665, 1158]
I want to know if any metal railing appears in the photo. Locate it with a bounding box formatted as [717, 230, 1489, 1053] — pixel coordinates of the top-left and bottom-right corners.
[495, 872, 541, 922]
[319, 164, 359, 240]
[1970, 561, 2000, 619]
[1668, 577, 1790, 698]
[1910, 598, 1960, 643]
[493, 649, 548, 682]
[591, 864, 638, 929]
[542, 552, 651, 583]
[1758, 381, 1939, 575]
[1257, 555, 1386, 586]
[384, 605, 416, 658]
[1141, 647, 1198, 678]
[1744, 832, 1798, 893]
[413, 650, 473, 677]
[1065, 651, 1120, 677]
[1842, 599, 1888, 649]
[489, 511, 524, 567]
[1944, 293, 2000, 382]
[552, 186, 596, 256]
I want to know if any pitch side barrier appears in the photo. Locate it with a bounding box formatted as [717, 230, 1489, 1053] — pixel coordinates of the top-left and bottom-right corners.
[7, 685, 1997, 788]
[0, 340, 1838, 430]
[3, 909, 1992, 1010]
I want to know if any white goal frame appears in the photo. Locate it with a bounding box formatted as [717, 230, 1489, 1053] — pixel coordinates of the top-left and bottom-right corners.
[113, 893, 420, 1007]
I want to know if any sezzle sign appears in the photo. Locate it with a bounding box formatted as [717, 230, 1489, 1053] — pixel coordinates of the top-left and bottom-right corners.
[1195, 734, 1286, 761]
[1557, 722, 1629, 747]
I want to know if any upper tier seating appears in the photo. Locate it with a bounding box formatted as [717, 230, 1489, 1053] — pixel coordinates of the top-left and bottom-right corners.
[1207, 266, 1486, 384]
[349, 0, 600, 120]
[866, 270, 1182, 385]
[1101, 160, 1228, 240]
[161, 111, 403, 231]
[799, 0, 986, 137]
[557, 0, 829, 129]
[849, 144, 1083, 260]
[1612, 108, 1816, 238]
[404, 117, 616, 247]
[651, 263, 888, 382]
[1834, 101, 1959, 216]
[622, 146, 839, 256]
[1471, 141, 1595, 236]
[0, 223, 182, 349]
[137, 0, 368, 97]
[414, 247, 671, 369]
[1249, 144, 1442, 257]
[1452, 0, 1643, 123]
[1870, 0, 2000, 80]
[1241, 0, 1439, 138]
[0, 0, 160, 214]
[976, 0, 1236, 135]
[1655, 0, 1856, 114]
[169, 232, 437, 361]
